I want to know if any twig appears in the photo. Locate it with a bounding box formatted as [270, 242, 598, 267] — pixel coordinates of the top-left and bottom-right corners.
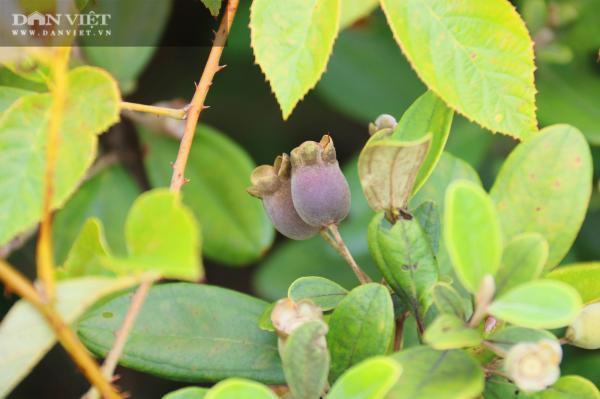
[95, 0, 241, 393]
[36, 46, 70, 302]
[120, 101, 187, 120]
[170, 0, 239, 192]
[321, 225, 371, 284]
[0, 260, 121, 399]
[394, 312, 408, 351]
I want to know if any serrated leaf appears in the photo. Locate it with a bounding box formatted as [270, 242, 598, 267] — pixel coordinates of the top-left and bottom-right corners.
[56, 218, 113, 279]
[52, 165, 140, 263]
[163, 387, 208, 399]
[282, 320, 329, 399]
[488, 326, 557, 352]
[389, 346, 484, 399]
[288, 276, 348, 311]
[139, 125, 274, 266]
[112, 189, 202, 281]
[0, 66, 120, 246]
[496, 233, 548, 296]
[340, 0, 378, 29]
[547, 263, 600, 304]
[0, 277, 136, 398]
[79, 0, 171, 94]
[368, 213, 438, 320]
[205, 378, 277, 399]
[432, 282, 470, 321]
[444, 180, 503, 293]
[78, 283, 284, 384]
[200, 0, 222, 17]
[327, 356, 401, 399]
[490, 125, 593, 270]
[424, 314, 482, 350]
[250, 0, 341, 119]
[328, 283, 394, 381]
[380, 0, 537, 138]
[488, 280, 582, 329]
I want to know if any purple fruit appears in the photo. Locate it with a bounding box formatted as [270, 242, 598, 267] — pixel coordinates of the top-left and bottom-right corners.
[290, 135, 350, 227]
[247, 154, 320, 240]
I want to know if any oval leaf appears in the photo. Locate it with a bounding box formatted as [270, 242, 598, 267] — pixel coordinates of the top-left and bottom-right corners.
[389, 346, 484, 399]
[78, 283, 285, 384]
[530, 375, 600, 399]
[495, 233, 548, 296]
[250, 0, 340, 119]
[488, 326, 557, 352]
[490, 125, 593, 270]
[288, 276, 348, 311]
[282, 320, 329, 399]
[328, 283, 394, 381]
[0, 66, 120, 246]
[444, 180, 503, 293]
[432, 282, 471, 321]
[488, 280, 582, 329]
[163, 387, 208, 399]
[328, 356, 401, 399]
[368, 213, 438, 320]
[381, 0, 537, 138]
[139, 125, 274, 266]
[423, 314, 482, 350]
[205, 378, 277, 399]
[547, 263, 600, 304]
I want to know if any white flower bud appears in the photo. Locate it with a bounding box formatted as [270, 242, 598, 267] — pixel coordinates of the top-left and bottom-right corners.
[368, 114, 397, 135]
[566, 302, 600, 349]
[270, 298, 323, 339]
[505, 339, 562, 392]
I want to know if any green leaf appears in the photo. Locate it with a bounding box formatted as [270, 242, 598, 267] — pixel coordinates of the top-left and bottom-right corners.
[368, 213, 438, 319]
[547, 263, 600, 304]
[78, 283, 284, 384]
[488, 326, 557, 352]
[288, 276, 348, 311]
[424, 314, 482, 350]
[0, 86, 34, 115]
[0, 277, 136, 398]
[495, 233, 548, 296]
[56, 218, 113, 279]
[0, 66, 120, 246]
[139, 125, 274, 266]
[380, 0, 537, 138]
[328, 283, 394, 381]
[110, 189, 202, 281]
[200, 0, 222, 16]
[490, 125, 593, 270]
[483, 376, 519, 399]
[250, 0, 341, 119]
[432, 282, 470, 321]
[79, 0, 171, 94]
[389, 346, 484, 399]
[488, 280, 582, 329]
[327, 356, 401, 399]
[52, 165, 140, 263]
[163, 387, 208, 399]
[205, 378, 277, 399]
[258, 302, 276, 332]
[444, 180, 503, 293]
[413, 200, 440, 256]
[527, 375, 600, 399]
[253, 158, 379, 300]
[282, 320, 329, 399]
[340, 0, 379, 29]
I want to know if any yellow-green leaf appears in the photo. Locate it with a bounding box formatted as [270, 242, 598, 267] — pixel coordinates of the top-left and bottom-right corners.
[547, 263, 600, 304]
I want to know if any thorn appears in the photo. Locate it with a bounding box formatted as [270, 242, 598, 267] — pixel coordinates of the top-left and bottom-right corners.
[202, 105, 211, 110]
[193, 81, 198, 89]
[217, 64, 227, 71]
[111, 374, 122, 382]
[183, 177, 191, 185]
[121, 391, 131, 399]
[170, 161, 175, 168]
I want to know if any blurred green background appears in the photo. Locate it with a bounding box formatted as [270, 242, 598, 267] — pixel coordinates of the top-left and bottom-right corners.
[2, 0, 599, 396]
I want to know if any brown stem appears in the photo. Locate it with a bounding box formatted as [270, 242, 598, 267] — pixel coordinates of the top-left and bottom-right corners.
[394, 312, 408, 351]
[97, 0, 241, 392]
[0, 260, 121, 398]
[169, 0, 240, 192]
[321, 225, 371, 284]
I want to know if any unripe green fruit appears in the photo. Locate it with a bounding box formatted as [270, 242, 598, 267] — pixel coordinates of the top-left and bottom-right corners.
[566, 302, 600, 350]
[290, 135, 350, 227]
[247, 154, 319, 240]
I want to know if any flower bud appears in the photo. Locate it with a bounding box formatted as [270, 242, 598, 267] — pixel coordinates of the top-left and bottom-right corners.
[247, 154, 319, 240]
[368, 114, 397, 135]
[290, 135, 351, 227]
[505, 339, 562, 392]
[566, 302, 600, 350]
